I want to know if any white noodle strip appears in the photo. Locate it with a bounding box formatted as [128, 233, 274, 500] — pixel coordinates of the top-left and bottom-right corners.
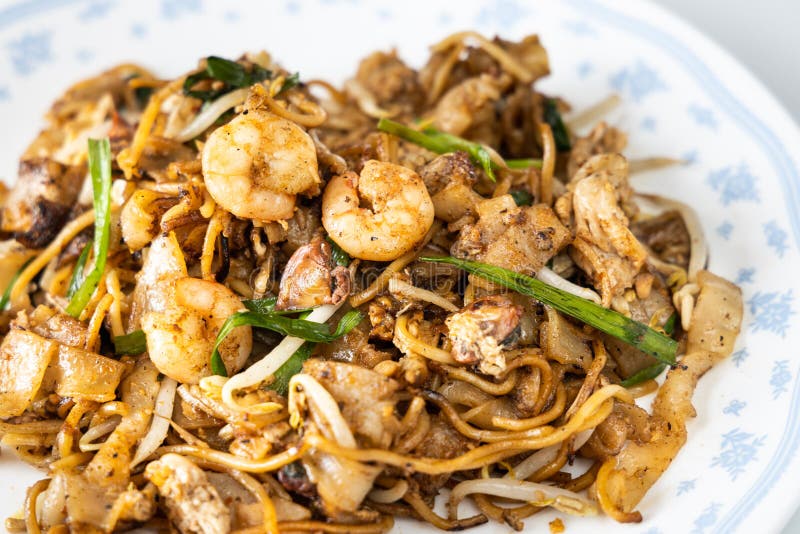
[450, 478, 598, 517]
[77, 416, 121, 452]
[131, 377, 178, 467]
[222, 303, 343, 410]
[635, 193, 708, 282]
[506, 429, 594, 481]
[288, 374, 356, 448]
[388, 277, 459, 312]
[368, 480, 409, 504]
[174, 87, 249, 142]
[537, 267, 602, 304]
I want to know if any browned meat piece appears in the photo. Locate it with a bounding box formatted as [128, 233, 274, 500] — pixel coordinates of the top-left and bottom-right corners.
[451, 195, 571, 275]
[283, 204, 323, 255]
[570, 156, 647, 306]
[413, 416, 475, 495]
[1, 158, 85, 248]
[502, 34, 550, 81]
[314, 315, 394, 369]
[580, 402, 651, 460]
[21, 305, 88, 348]
[430, 74, 507, 138]
[275, 235, 350, 310]
[145, 453, 231, 534]
[604, 273, 675, 378]
[631, 210, 691, 269]
[445, 294, 523, 376]
[303, 359, 402, 448]
[353, 51, 424, 115]
[417, 152, 484, 223]
[511, 367, 541, 417]
[566, 121, 628, 180]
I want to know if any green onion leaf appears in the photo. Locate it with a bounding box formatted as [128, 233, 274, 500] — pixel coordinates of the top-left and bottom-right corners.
[66, 240, 92, 300]
[543, 99, 571, 151]
[114, 330, 147, 356]
[0, 257, 34, 311]
[210, 309, 364, 376]
[269, 342, 315, 396]
[663, 312, 678, 337]
[243, 297, 278, 314]
[509, 190, 533, 206]
[377, 118, 497, 181]
[277, 72, 301, 96]
[211, 349, 228, 377]
[326, 236, 350, 267]
[620, 363, 668, 388]
[183, 56, 273, 102]
[65, 138, 112, 318]
[506, 158, 543, 170]
[420, 256, 678, 366]
[205, 56, 252, 87]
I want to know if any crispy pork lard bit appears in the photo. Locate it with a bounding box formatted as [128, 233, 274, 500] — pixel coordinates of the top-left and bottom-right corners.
[352, 50, 425, 115]
[275, 234, 351, 310]
[322, 159, 434, 261]
[569, 154, 647, 307]
[446, 295, 523, 376]
[0, 158, 85, 248]
[145, 453, 231, 534]
[202, 108, 321, 222]
[451, 194, 571, 275]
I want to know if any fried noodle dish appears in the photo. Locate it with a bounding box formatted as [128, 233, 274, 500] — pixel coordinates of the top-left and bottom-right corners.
[0, 32, 743, 533]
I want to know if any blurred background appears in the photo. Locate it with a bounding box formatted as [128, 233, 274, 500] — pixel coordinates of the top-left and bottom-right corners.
[655, 0, 799, 123]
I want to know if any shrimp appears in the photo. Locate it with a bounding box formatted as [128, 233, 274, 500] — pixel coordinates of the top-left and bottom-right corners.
[141, 277, 252, 384]
[201, 108, 320, 222]
[321, 159, 434, 262]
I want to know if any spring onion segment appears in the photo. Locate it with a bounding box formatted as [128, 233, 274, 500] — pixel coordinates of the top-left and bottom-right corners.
[211, 308, 363, 376]
[65, 138, 112, 318]
[113, 330, 147, 356]
[543, 98, 571, 151]
[220, 303, 342, 407]
[421, 256, 678, 365]
[0, 257, 34, 311]
[377, 118, 497, 181]
[506, 158, 543, 170]
[66, 240, 92, 300]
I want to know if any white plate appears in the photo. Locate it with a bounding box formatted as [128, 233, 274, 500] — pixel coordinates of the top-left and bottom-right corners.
[1, 0, 800, 532]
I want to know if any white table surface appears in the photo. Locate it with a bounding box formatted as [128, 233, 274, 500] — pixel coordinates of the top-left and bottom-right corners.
[653, 1, 800, 532]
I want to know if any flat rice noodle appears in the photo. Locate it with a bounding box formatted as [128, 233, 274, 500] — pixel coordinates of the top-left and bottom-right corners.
[540, 307, 592, 369]
[62, 357, 160, 531]
[596, 271, 742, 520]
[84, 356, 160, 489]
[207, 472, 311, 527]
[42, 345, 126, 402]
[0, 330, 57, 418]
